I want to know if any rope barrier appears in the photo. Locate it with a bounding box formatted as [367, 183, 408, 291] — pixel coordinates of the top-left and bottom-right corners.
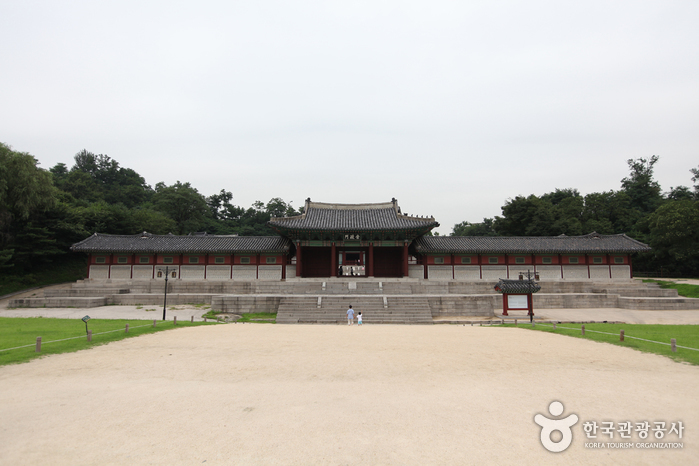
[533, 323, 699, 352]
[0, 323, 168, 353]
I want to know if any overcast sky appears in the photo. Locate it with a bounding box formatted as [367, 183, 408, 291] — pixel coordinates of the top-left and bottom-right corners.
[2, 1, 697, 234]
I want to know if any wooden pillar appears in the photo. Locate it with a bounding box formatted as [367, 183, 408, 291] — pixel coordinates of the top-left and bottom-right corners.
[505, 254, 509, 278]
[230, 254, 234, 279]
[606, 254, 611, 279]
[368, 242, 374, 277]
[152, 254, 157, 279]
[502, 294, 508, 316]
[281, 254, 287, 280]
[331, 242, 336, 277]
[131, 254, 135, 278]
[451, 254, 455, 279]
[204, 254, 208, 280]
[108, 254, 113, 278]
[296, 243, 302, 277]
[256, 253, 260, 279]
[478, 254, 482, 279]
[86, 254, 92, 279]
[403, 242, 409, 277]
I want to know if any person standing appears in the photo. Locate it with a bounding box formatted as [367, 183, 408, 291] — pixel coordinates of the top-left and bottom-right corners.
[346, 305, 354, 326]
[357, 311, 363, 326]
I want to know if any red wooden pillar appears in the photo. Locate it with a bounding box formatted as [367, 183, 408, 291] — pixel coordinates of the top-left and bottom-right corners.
[527, 293, 534, 316]
[451, 253, 455, 279]
[368, 243, 374, 277]
[256, 253, 260, 279]
[230, 254, 234, 279]
[281, 254, 286, 280]
[606, 254, 611, 278]
[204, 253, 208, 280]
[478, 254, 482, 279]
[502, 294, 508, 316]
[296, 243, 302, 277]
[331, 242, 336, 277]
[108, 254, 113, 278]
[153, 254, 157, 279]
[423, 254, 428, 279]
[131, 254, 135, 278]
[505, 254, 509, 278]
[403, 242, 409, 277]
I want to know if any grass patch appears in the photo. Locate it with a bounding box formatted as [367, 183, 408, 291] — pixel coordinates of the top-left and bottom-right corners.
[201, 310, 276, 323]
[0, 317, 214, 366]
[238, 312, 276, 323]
[642, 279, 699, 298]
[0, 257, 88, 296]
[507, 322, 699, 365]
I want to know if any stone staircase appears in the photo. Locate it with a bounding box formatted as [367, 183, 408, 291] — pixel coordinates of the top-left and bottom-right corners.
[276, 295, 433, 324]
[8, 278, 699, 323]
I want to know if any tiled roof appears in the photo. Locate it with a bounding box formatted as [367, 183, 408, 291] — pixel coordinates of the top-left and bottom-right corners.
[71, 233, 292, 254]
[414, 233, 651, 254]
[494, 279, 542, 294]
[269, 199, 438, 232]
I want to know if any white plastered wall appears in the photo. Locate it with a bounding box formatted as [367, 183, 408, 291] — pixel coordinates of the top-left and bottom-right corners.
[454, 265, 480, 280]
[109, 265, 131, 279]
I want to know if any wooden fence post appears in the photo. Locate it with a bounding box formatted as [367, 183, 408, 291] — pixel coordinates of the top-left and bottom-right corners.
[553, 323, 556, 330]
[87, 330, 92, 342]
[35, 337, 41, 353]
[671, 338, 677, 352]
[153, 320, 156, 328]
[620, 330, 624, 341]
[191, 316, 194, 323]
[581, 325, 585, 336]
[125, 324, 129, 333]
[174, 316, 177, 325]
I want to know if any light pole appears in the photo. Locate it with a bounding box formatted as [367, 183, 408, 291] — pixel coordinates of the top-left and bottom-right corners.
[157, 266, 171, 321]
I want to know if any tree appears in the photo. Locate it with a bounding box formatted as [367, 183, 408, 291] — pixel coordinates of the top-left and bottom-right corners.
[620, 156, 663, 213]
[152, 181, 209, 234]
[452, 218, 497, 236]
[0, 143, 57, 268]
[646, 199, 699, 276]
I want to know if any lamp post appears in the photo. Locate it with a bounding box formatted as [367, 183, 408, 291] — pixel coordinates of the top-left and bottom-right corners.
[520, 270, 535, 323]
[157, 266, 171, 321]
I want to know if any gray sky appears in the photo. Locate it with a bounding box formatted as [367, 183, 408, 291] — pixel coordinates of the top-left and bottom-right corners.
[2, 0, 698, 234]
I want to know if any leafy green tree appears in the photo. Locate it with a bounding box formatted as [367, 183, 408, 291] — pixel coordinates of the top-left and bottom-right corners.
[152, 181, 209, 234]
[0, 143, 57, 269]
[452, 218, 497, 236]
[620, 156, 663, 214]
[646, 199, 699, 276]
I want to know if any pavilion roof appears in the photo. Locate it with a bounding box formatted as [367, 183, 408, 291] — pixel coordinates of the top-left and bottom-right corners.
[413, 233, 651, 254]
[71, 232, 292, 254]
[268, 199, 438, 232]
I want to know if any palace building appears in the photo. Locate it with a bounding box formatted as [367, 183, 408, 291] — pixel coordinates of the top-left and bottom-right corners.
[71, 198, 651, 281]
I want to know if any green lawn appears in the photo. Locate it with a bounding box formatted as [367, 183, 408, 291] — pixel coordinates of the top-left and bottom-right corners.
[507, 322, 699, 365]
[642, 279, 699, 298]
[0, 317, 215, 366]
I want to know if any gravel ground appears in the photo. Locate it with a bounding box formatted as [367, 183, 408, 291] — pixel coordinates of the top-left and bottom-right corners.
[0, 324, 697, 465]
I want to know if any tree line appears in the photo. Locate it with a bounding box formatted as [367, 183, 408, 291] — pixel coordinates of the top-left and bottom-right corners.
[452, 156, 699, 277]
[0, 143, 300, 276]
[1, 142, 697, 280]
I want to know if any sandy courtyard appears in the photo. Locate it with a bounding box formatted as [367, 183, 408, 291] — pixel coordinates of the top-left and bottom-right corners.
[0, 324, 697, 465]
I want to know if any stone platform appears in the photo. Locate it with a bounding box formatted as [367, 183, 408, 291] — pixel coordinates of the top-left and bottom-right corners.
[7, 278, 699, 324]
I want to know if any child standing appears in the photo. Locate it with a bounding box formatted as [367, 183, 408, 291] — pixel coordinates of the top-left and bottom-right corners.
[357, 311, 363, 326]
